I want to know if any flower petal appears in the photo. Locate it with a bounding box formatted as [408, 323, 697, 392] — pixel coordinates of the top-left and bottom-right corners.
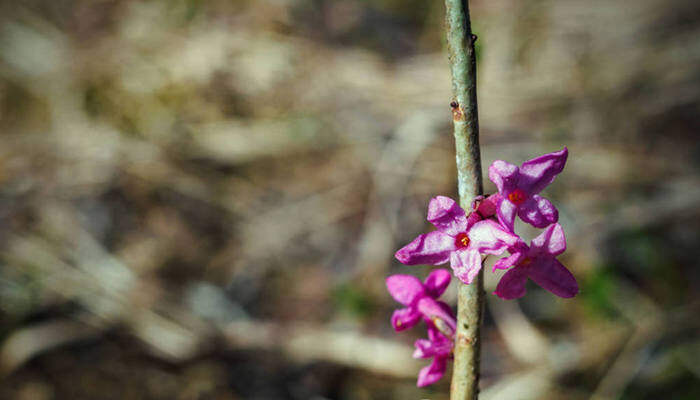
[386, 274, 425, 305]
[417, 297, 456, 334]
[466, 210, 483, 228]
[427, 323, 440, 342]
[475, 192, 502, 218]
[528, 257, 578, 298]
[450, 248, 482, 284]
[517, 194, 558, 228]
[492, 246, 527, 271]
[427, 196, 469, 236]
[468, 220, 520, 255]
[395, 231, 455, 266]
[416, 356, 448, 387]
[497, 197, 517, 232]
[391, 307, 421, 331]
[414, 330, 452, 359]
[494, 267, 529, 300]
[488, 160, 520, 194]
[413, 339, 434, 359]
[423, 269, 451, 298]
[518, 147, 568, 194]
[530, 223, 566, 256]
[431, 336, 454, 355]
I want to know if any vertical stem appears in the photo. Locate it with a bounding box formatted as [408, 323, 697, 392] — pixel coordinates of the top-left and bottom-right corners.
[445, 0, 483, 399]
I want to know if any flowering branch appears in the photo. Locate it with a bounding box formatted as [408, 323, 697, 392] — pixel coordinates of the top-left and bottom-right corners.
[387, 2, 577, 393]
[444, 0, 483, 398]
[389, 150, 575, 389]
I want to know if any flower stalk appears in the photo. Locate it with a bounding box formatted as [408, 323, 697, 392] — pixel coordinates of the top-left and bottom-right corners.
[444, 0, 483, 398]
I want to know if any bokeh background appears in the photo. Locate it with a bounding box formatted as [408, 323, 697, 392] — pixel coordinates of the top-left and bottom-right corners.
[0, 0, 699, 399]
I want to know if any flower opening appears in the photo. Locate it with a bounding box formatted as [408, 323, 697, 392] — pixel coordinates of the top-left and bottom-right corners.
[455, 232, 470, 248]
[507, 188, 527, 205]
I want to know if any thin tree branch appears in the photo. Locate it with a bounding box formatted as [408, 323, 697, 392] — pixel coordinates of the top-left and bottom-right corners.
[445, 0, 484, 398]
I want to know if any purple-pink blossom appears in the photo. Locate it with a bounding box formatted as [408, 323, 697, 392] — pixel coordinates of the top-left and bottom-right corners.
[413, 325, 453, 387]
[386, 269, 456, 333]
[386, 270, 456, 387]
[385, 149, 577, 387]
[395, 196, 519, 284]
[488, 148, 568, 231]
[493, 223, 578, 299]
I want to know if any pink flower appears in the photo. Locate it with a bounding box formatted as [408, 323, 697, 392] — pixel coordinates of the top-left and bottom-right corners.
[386, 270, 456, 387]
[395, 196, 519, 284]
[413, 325, 453, 387]
[386, 270, 456, 333]
[493, 224, 578, 299]
[488, 148, 568, 231]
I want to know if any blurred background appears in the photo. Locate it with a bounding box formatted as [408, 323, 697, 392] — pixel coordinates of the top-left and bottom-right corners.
[0, 0, 699, 399]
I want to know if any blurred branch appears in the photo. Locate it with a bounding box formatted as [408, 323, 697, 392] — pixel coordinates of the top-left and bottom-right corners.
[487, 297, 550, 365]
[0, 319, 99, 377]
[353, 111, 441, 280]
[223, 320, 422, 379]
[590, 280, 663, 400]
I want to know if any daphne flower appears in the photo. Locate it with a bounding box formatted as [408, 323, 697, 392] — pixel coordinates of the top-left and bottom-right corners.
[395, 196, 519, 284]
[494, 223, 578, 299]
[413, 325, 454, 387]
[386, 269, 455, 333]
[488, 147, 568, 231]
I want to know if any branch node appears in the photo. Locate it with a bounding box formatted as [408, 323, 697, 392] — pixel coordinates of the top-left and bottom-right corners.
[451, 101, 465, 121]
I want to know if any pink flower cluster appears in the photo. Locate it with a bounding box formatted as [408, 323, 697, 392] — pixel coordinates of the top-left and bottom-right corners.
[387, 148, 578, 386]
[386, 270, 456, 387]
